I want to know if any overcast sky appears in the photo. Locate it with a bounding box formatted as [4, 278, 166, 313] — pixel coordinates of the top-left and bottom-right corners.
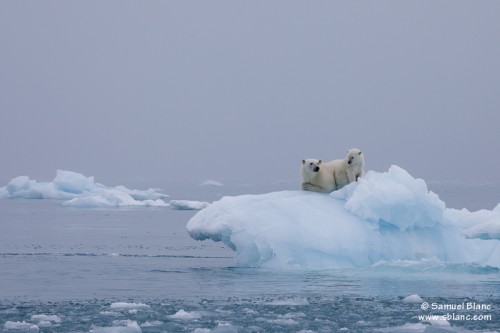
[1, 1, 499, 186]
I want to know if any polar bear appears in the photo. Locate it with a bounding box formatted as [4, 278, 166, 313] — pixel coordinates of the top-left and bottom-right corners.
[324, 148, 365, 190]
[301, 159, 336, 193]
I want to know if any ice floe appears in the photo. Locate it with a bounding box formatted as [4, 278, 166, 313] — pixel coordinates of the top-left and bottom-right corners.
[187, 165, 500, 269]
[169, 200, 210, 210]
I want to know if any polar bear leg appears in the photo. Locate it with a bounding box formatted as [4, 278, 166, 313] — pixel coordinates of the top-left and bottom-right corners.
[302, 182, 326, 192]
[347, 169, 357, 183]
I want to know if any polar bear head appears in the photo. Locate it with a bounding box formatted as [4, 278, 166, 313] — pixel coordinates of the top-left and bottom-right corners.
[347, 148, 364, 165]
[302, 159, 322, 173]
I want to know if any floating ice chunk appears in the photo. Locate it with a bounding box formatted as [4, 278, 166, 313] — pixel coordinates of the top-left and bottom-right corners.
[89, 321, 141, 333]
[99, 311, 120, 316]
[169, 200, 210, 210]
[212, 322, 238, 333]
[63, 190, 168, 208]
[110, 302, 150, 310]
[427, 318, 451, 327]
[375, 323, 428, 332]
[422, 327, 453, 333]
[167, 309, 202, 320]
[62, 191, 168, 208]
[140, 321, 162, 327]
[200, 179, 224, 187]
[403, 294, 424, 303]
[3, 321, 39, 331]
[30, 315, 61, 324]
[187, 166, 500, 269]
[193, 329, 211, 333]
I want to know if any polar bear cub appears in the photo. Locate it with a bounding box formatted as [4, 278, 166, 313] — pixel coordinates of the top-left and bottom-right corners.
[301, 159, 336, 193]
[324, 148, 365, 190]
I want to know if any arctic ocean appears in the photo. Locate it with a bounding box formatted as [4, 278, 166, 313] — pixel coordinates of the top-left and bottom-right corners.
[1, 168, 499, 333]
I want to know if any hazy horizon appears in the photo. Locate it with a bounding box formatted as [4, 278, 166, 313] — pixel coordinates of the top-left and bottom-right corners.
[1, 1, 499, 186]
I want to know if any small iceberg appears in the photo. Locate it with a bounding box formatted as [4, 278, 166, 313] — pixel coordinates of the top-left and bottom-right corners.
[109, 302, 151, 310]
[402, 294, 424, 303]
[187, 165, 500, 269]
[199, 179, 224, 187]
[169, 200, 210, 211]
[167, 309, 202, 320]
[89, 320, 141, 333]
[0, 170, 168, 208]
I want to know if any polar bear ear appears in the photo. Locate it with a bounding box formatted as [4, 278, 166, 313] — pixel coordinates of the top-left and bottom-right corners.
[302, 159, 305, 164]
[318, 160, 322, 164]
[359, 151, 362, 155]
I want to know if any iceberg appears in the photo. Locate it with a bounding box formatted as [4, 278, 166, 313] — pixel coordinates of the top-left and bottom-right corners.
[199, 179, 224, 187]
[0, 170, 168, 207]
[187, 165, 500, 269]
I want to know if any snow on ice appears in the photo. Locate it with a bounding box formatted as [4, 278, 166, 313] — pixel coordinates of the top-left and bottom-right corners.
[187, 165, 500, 269]
[0, 170, 169, 207]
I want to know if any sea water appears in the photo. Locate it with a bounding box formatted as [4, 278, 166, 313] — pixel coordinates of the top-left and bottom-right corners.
[1, 180, 499, 332]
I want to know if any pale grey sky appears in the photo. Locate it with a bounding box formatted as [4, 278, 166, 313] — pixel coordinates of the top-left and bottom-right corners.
[1, 1, 499, 185]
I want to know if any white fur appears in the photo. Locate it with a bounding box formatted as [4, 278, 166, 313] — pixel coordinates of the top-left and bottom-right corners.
[324, 148, 365, 190]
[300, 159, 336, 193]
